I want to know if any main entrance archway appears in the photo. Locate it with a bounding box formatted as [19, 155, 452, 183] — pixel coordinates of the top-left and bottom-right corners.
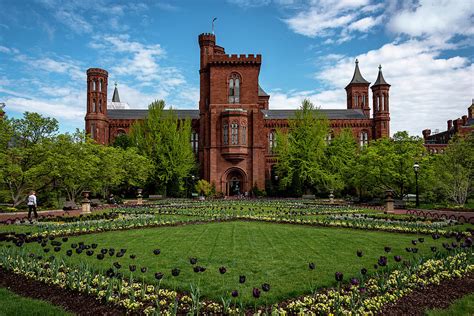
[223, 168, 247, 196]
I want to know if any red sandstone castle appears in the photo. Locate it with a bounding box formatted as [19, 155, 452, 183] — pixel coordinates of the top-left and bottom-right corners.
[85, 33, 391, 196]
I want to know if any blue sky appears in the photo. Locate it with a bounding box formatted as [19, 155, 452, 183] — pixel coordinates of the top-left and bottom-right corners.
[0, 0, 472, 136]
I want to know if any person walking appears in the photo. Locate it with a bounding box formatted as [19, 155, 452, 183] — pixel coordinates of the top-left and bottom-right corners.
[27, 191, 38, 221]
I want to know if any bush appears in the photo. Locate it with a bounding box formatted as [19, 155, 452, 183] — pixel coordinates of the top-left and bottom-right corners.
[0, 205, 18, 213]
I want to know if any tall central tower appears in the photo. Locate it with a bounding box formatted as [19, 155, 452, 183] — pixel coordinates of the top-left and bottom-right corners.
[345, 59, 370, 117]
[85, 68, 109, 144]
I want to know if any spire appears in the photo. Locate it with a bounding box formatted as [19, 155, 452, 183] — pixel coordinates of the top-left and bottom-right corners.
[373, 65, 390, 86]
[347, 59, 370, 86]
[112, 82, 121, 102]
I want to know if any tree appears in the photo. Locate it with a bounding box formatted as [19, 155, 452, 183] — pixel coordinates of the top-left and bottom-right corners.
[352, 131, 426, 200]
[0, 112, 58, 206]
[130, 100, 196, 196]
[324, 129, 358, 193]
[274, 99, 330, 195]
[112, 133, 132, 149]
[431, 134, 474, 206]
[195, 179, 212, 197]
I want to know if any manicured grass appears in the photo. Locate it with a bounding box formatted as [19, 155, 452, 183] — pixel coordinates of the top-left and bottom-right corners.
[21, 221, 451, 305]
[0, 287, 72, 316]
[425, 293, 474, 316]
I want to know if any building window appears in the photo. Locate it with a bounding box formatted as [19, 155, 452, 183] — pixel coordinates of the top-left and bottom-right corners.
[191, 131, 199, 154]
[223, 122, 228, 145]
[353, 95, 358, 107]
[241, 125, 247, 145]
[231, 121, 239, 145]
[360, 131, 368, 147]
[92, 100, 96, 112]
[228, 73, 241, 104]
[99, 79, 102, 92]
[269, 131, 276, 154]
[92, 80, 96, 91]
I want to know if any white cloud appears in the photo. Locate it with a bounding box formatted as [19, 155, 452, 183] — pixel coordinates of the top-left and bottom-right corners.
[348, 16, 381, 32]
[14, 54, 84, 81]
[388, 0, 474, 39]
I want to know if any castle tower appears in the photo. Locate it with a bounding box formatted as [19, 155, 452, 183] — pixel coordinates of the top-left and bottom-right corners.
[371, 65, 391, 138]
[345, 59, 370, 117]
[198, 33, 216, 113]
[85, 68, 109, 144]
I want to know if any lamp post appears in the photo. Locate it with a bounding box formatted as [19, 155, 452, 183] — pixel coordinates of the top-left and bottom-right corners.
[413, 162, 420, 207]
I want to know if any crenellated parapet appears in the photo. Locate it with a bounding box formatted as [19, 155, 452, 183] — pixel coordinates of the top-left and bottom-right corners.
[209, 54, 262, 65]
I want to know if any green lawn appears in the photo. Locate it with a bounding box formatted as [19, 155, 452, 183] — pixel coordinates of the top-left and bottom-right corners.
[0, 287, 72, 316]
[19, 221, 451, 305]
[425, 293, 474, 316]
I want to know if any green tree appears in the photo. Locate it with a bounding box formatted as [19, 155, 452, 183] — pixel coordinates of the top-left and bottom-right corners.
[431, 134, 474, 206]
[195, 179, 212, 197]
[0, 112, 58, 206]
[112, 133, 132, 149]
[274, 99, 330, 195]
[130, 100, 196, 196]
[352, 131, 426, 200]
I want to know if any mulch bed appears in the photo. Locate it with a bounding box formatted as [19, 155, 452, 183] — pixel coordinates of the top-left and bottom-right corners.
[380, 273, 474, 315]
[0, 268, 126, 315]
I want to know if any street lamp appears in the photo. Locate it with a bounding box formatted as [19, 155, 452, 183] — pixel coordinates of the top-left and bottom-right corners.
[413, 162, 420, 207]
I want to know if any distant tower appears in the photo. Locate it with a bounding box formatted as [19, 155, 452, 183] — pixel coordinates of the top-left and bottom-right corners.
[371, 65, 391, 138]
[85, 68, 109, 144]
[345, 59, 370, 117]
[198, 33, 216, 113]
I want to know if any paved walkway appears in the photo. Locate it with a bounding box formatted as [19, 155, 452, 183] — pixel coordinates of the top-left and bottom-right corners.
[0, 209, 83, 224]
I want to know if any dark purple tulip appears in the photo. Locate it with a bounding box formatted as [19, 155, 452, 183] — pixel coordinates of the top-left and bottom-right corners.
[66, 250, 73, 256]
[116, 252, 124, 258]
[54, 247, 61, 252]
[129, 265, 136, 272]
[219, 266, 227, 274]
[97, 253, 104, 260]
[252, 287, 261, 298]
[451, 242, 458, 248]
[356, 250, 363, 257]
[412, 248, 418, 253]
[71, 244, 77, 249]
[412, 240, 417, 245]
[62, 237, 68, 242]
[406, 247, 412, 253]
[418, 237, 424, 243]
[431, 246, 437, 252]
[153, 249, 161, 255]
[154, 272, 164, 280]
[86, 250, 94, 256]
[75, 248, 82, 254]
[373, 264, 378, 269]
[361, 268, 367, 275]
[350, 278, 359, 286]
[130, 254, 136, 259]
[239, 275, 246, 284]
[141, 267, 147, 273]
[172, 268, 180, 277]
[465, 237, 472, 247]
[335, 272, 343, 282]
[378, 256, 387, 267]
[359, 287, 367, 294]
[199, 266, 206, 272]
[113, 262, 121, 269]
[384, 246, 391, 253]
[100, 248, 107, 254]
[309, 262, 315, 270]
[432, 233, 440, 240]
[106, 268, 115, 278]
[394, 255, 402, 262]
[91, 243, 98, 249]
[193, 266, 200, 273]
[190, 257, 197, 265]
[108, 249, 115, 256]
[262, 283, 270, 292]
[231, 290, 239, 298]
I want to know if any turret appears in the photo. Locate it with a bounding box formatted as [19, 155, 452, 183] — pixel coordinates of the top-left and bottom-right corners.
[85, 68, 109, 144]
[198, 33, 216, 70]
[371, 65, 391, 138]
[345, 59, 370, 117]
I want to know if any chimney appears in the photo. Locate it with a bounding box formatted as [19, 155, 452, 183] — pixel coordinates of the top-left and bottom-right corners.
[422, 129, 431, 139]
[462, 115, 468, 126]
[447, 120, 452, 130]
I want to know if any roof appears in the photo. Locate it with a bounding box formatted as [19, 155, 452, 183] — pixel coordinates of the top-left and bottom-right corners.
[346, 59, 369, 87]
[258, 85, 269, 97]
[372, 65, 390, 86]
[112, 85, 121, 102]
[261, 109, 367, 120]
[107, 109, 200, 120]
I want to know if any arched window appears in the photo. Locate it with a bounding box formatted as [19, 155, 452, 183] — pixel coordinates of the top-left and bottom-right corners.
[228, 73, 241, 104]
[98, 79, 102, 92]
[231, 121, 239, 145]
[191, 131, 199, 153]
[353, 95, 358, 107]
[223, 122, 228, 145]
[92, 100, 96, 112]
[92, 80, 96, 91]
[241, 124, 247, 145]
[360, 131, 368, 147]
[268, 131, 276, 154]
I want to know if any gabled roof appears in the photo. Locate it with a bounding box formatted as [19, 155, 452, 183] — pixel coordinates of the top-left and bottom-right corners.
[258, 85, 269, 97]
[107, 109, 200, 120]
[346, 59, 370, 88]
[261, 109, 367, 120]
[372, 65, 390, 86]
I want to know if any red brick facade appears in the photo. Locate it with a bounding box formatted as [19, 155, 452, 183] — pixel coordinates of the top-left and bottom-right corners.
[85, 33, 391, 195]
